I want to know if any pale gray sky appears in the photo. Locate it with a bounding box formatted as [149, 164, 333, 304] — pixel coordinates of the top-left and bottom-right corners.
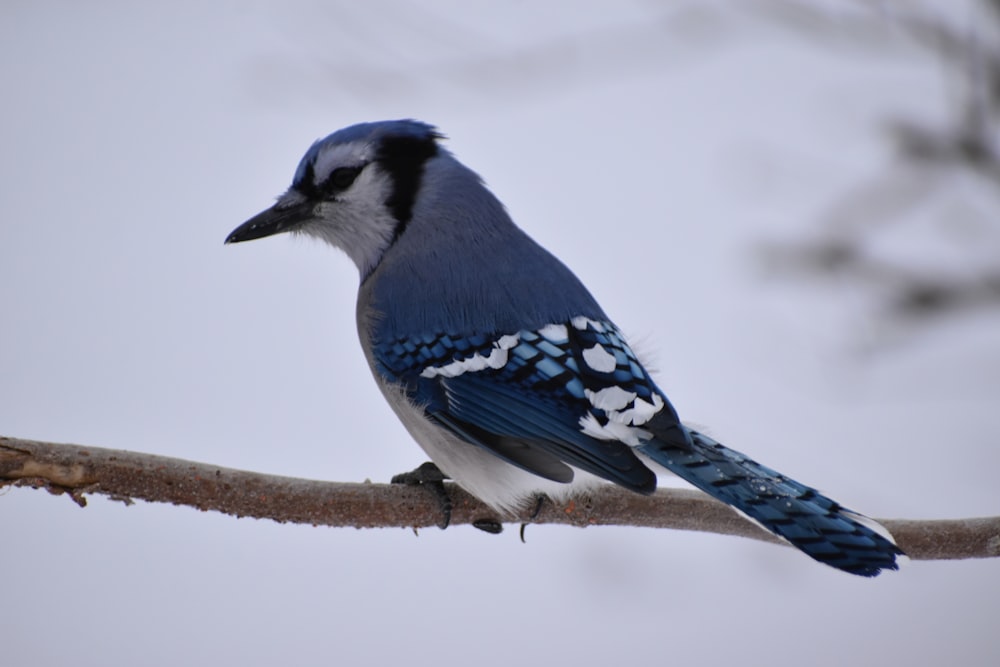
[2, 2, 998, 665]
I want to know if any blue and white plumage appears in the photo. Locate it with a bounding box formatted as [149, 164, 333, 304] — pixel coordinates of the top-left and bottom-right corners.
[226, 120, 904, 577]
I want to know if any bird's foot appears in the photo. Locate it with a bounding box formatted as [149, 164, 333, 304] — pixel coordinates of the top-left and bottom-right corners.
[391, 461, 452, 529]
[519, 495, 547, 543]
[472, 519, 503, 534]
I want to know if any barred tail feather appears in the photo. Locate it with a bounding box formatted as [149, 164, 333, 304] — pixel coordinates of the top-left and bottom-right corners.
[638, 428, 904, 577]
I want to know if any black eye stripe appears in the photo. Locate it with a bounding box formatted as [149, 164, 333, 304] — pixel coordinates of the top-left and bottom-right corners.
[295, 161, 318, 197]
[321, 166, 363, 194]
[376, 133, 439, 235]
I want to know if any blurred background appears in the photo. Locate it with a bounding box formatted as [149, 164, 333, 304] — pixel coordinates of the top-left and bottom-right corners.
[2, 1, 998, 665]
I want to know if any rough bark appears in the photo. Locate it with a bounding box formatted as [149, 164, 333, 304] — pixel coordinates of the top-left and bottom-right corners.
[3, 436, 997, 561]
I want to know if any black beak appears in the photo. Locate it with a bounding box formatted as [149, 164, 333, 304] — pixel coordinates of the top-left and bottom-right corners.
[225, 200, 314, 244]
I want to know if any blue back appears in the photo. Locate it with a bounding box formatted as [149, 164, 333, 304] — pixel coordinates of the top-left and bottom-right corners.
[362, 149, 607, 340]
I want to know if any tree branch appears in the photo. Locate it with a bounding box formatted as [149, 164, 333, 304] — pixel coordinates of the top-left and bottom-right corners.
[2, 436, 996, 561]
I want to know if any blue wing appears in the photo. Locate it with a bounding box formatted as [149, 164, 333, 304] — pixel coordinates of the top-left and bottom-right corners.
[373, 316, 905, 576]
[373, 318, 679, 493]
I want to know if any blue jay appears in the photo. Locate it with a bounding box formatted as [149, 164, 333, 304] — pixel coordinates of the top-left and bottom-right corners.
[226, 120, 903, 576]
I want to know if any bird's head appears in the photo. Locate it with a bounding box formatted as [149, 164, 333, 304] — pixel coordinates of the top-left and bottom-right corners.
[226, 120, 443, 278]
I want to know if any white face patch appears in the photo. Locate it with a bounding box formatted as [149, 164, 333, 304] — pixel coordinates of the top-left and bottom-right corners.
[420, 334, 520, 379]
[297, 164, 398, 278]
[582, 344, 617, 373]
[311, 140, 373, 184]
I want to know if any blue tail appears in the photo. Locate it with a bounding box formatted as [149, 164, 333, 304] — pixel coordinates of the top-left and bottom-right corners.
[638, 427, 904, 577]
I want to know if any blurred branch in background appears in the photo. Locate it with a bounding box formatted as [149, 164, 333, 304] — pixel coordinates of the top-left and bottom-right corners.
[3, 436, 997, 563]
[245, 4, 726, 107]
[256, 1, 1000, 333]
[755, 0, 1000, 325]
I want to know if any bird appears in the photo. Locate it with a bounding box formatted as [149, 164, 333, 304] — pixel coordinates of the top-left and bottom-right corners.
[226, 119, 904, 577]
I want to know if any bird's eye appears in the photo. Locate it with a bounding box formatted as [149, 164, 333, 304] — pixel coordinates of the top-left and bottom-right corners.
[327, 166, 362, 191]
